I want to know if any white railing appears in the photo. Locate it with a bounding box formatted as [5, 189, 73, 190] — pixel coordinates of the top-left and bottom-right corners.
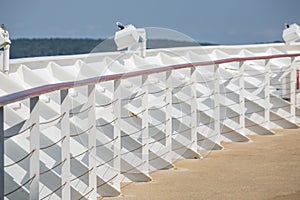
[0, 53, 300, 199]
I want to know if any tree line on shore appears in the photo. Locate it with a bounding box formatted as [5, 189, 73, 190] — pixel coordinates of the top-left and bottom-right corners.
[9, 38, 281, 59]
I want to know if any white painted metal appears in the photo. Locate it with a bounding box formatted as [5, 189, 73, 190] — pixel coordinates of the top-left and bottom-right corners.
[60, 90, 71, 200]
[0, 107, 4, 198]
[114, 24, 146, 57]
[264, 60, 271, 128]
[29, 97, 40, 200]
[290, 58, 296, 122]
[239, 61, 245, 133]
[213, 65, 220, 146]
[0, 43, 299, 199]
[3, 46, 10, 73]
[165, 71, 172, 162]
[88, 85, 97, 199]
[0, 25, 11, 73]
[282, 23, 300, 44]
[113, 80, 121, 191]
[190, 67, 198, 155]
[142, 75, 149, 174]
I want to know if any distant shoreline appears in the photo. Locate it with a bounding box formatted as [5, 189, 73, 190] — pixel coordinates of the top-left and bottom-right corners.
[8, 38, 282, 59]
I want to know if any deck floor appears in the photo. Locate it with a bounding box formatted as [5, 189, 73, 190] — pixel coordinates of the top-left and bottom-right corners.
[102, 129, 300, 200]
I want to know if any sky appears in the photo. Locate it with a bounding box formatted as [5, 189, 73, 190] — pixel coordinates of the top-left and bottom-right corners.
[1, 0, 300, 44]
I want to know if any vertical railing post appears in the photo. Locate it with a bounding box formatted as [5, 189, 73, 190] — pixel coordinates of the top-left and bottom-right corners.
[0, 106, 4, 199]
[29, 97, 40, 200]
[141, 75, 149, 174]
[165, 71, 172, 161]
[113, 80, 121, 190]
[264, 59, 270, 128]
[190, 67, 198, 152]
[3, 45, 10, 74]
[290, 57, 296, 122]
[239, 61, 245, 133]
[88, 85, 97, 198]
[213, 65, 220, 141]
[60, 89, 71, 200]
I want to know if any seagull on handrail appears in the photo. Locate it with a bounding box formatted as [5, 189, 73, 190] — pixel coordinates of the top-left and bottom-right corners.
[284, 23, 290, 29]
[116, 22, 125, 30]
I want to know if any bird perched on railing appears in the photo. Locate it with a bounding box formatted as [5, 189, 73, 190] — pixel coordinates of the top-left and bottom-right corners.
[116, 22, 125, 30]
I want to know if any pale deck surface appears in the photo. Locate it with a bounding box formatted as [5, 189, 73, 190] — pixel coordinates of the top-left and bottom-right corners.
[105, 129, 300, 200]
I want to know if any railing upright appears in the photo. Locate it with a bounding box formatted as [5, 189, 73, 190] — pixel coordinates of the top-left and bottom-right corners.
[190, 67, 198, 152]
[165, 71, 172, 161]
[60, 89, 71, 200]
[88, 85, 97, 198]
[264, 59, 271, 128]
[239, 61, 245, 132]
[29, 97, 40, 200]
[142, 75, 149, 174]
[113, 80, 121, 190]
[213, 65, 220, 141]
[0, 106, 4, 200]
[290, 57, 297, 122]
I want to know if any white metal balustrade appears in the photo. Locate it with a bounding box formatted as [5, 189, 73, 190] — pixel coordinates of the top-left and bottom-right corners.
[0, 45, 300, 199]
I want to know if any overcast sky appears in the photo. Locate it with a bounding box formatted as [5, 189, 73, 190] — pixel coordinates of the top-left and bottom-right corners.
[1, 0, 300, 44]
